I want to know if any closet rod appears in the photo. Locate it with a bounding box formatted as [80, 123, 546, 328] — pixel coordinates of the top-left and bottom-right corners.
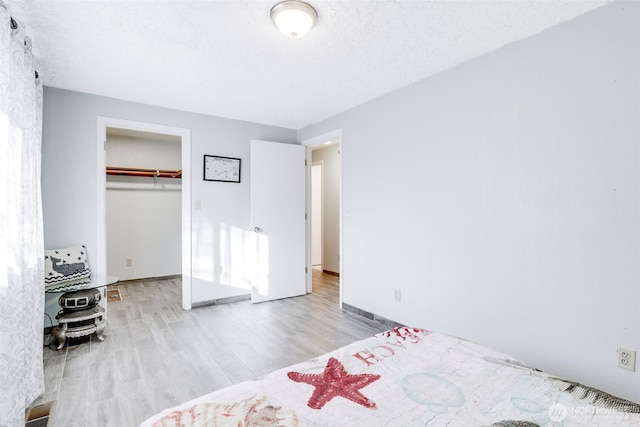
[106, 167, 182, 179]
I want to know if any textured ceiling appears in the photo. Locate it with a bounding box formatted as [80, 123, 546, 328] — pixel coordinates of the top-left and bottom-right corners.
[9, 0, 610, 129]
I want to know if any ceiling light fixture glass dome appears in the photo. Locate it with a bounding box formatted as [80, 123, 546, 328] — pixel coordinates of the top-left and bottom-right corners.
[270, 0, 318, 38]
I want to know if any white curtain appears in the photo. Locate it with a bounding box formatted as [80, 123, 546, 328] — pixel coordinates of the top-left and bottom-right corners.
[0, 2, 45, 426]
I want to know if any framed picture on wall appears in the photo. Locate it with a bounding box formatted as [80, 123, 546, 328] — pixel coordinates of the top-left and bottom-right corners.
[203, 155, 241, 183]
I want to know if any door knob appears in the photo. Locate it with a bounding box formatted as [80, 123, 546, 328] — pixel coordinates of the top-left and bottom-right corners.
[252, 226, 263, 233]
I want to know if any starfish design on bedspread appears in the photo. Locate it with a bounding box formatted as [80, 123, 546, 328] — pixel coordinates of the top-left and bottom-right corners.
[287, 357, 381, 410]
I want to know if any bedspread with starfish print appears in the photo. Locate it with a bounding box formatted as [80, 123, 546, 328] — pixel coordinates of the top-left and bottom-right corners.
[141, 327, 640, 427]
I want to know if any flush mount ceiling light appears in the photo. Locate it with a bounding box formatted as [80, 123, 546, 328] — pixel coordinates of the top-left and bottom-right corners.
[270, 0, 318, 38]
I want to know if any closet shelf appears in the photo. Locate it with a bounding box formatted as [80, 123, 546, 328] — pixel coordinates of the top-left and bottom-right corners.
[106, 166, 182, 179]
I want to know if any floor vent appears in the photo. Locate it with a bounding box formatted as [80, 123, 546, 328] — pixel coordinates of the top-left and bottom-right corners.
[107, 289, 122, 302]
[25, 401, 53, 427]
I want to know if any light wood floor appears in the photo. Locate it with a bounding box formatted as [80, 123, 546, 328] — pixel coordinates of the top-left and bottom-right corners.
[37, 270, 391, 426]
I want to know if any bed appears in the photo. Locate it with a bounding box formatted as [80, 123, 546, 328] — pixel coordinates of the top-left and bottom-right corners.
[141, 327, 640, 426]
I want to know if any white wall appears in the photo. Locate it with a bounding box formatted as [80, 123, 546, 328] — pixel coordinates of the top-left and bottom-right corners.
[106, 132, 181, 170]
[311, 163, 322, 266]
[312, 145, 341, 274]
[42, 88, 297, 320]
[299, 1, 639, 402]
[106, 133, 181, 280]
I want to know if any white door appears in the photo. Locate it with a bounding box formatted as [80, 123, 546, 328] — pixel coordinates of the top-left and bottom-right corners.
[250, 140, 306, 303]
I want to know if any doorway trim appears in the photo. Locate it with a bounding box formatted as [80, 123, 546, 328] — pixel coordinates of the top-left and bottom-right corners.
[96, 117, 192, 310]
[301, 128, 342, 304]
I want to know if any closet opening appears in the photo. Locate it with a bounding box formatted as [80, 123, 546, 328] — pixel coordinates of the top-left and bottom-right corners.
[105, 128, 182, 284]
[96, 117, 192, 310]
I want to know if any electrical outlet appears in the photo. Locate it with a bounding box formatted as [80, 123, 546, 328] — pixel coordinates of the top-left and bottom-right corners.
[618, 348, 636, 372]
[394, 289, 401, 302]
[126, 258, 132, 267]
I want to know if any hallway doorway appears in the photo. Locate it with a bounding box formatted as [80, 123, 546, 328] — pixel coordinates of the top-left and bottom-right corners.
[304, 129, 342, 302]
